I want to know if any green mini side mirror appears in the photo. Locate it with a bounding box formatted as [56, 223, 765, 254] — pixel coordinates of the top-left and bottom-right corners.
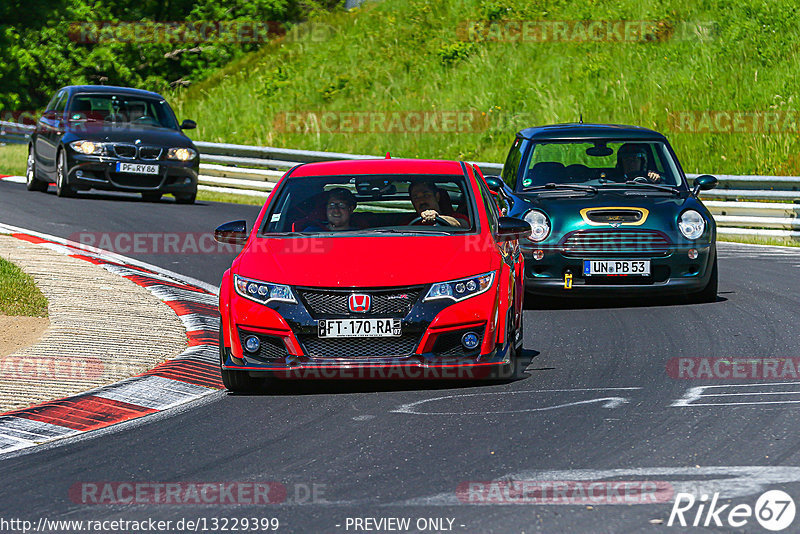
[484, 175, 504, 193]
[692, 174, 718, 196]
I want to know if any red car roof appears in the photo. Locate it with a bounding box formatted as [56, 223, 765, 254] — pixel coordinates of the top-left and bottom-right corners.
[289, 158, 466, 177]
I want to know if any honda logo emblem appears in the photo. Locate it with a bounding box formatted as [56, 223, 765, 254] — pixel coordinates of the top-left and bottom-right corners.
[348, 294, 371, 313]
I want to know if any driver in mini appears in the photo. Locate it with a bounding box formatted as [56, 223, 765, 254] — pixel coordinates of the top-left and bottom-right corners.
[615, 143, 662, 183]
[408, 181, 468, 227]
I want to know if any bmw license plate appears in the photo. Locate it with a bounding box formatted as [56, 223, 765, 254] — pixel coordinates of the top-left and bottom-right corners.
[116, 162, 159, 175]
[318, 318, 401, 338]
[583, 260, 651, 276]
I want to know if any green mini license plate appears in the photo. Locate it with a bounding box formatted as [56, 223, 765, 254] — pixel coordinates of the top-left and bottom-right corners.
[583, 260, 651, 276]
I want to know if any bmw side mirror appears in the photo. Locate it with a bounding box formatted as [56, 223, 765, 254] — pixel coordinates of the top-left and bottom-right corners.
[496, 217, 531, 242]
[484, 175, 504, 193]
[180, 119, 197, 130]
[214, 220, 247, 245]
[692, 174, 718, 196]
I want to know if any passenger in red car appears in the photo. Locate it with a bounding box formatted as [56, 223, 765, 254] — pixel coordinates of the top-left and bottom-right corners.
[408, 181, 468, 227]
[303, 188, 359, 231]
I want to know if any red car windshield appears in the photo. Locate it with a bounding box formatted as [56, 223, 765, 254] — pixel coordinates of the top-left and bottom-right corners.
[260, 174, 477, 235]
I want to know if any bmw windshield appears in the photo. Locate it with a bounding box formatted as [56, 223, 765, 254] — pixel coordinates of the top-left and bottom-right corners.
[67, 93, 180, 130]
[260, 174, 478, 236]
[521, 140, 683, 190]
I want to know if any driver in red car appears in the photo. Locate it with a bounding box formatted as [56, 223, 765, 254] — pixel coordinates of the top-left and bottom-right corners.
[616, 143, 662, 183]
[408, 181, 468, 227]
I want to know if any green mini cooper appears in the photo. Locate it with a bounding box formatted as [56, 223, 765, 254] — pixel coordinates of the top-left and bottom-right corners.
[488, 123, 718, 302]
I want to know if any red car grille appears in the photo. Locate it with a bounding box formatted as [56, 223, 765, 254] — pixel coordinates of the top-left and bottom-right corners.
[296, 286, 424, 318]
[298, 335, 420, 359]
[561, 230, 671, 257]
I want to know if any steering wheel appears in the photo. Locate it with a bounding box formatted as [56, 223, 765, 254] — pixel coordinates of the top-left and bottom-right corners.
[131, 116, 159, 126]
[630, 176, 650, 183]
[408, 215, 456, 227]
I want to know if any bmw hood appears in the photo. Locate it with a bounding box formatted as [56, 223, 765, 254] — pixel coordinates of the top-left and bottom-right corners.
[65, 122, 193, 147]
[234, 234, 497, 288]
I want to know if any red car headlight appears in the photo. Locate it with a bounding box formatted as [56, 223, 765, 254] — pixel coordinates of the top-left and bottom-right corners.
[423, 271, 495, 303]
[234, 274, 296, 305]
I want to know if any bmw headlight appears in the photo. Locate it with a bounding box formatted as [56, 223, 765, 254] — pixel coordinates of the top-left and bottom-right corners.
[234, 275, 296, 305]
[167, 147, 197, 161]
[424, 272, 495, 302]
[523, 209, 550, 242]
[678, 210, 706, 240]
[69, 140, 107, 156]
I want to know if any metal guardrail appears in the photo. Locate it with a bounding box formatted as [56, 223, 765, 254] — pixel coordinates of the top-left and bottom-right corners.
[196, 141, 800, 239]
[3, 126, 798, 238]
[0, 120, 34, 145]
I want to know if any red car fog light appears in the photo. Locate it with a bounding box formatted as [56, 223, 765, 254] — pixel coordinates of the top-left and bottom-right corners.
[688, 248, 698, 259]
[532, 249, 544, 261]
[461, 332, 480, 350]
[244, 336, 261, 353]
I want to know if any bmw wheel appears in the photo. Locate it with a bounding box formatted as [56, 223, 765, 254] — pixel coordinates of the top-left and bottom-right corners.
[174, 191, 196, 205]
[55, 149, 74, 198]
[25, 146, 48, 192]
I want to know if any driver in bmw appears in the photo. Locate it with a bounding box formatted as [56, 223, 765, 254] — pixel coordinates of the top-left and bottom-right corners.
[408, 181, 467, 227]
[616, 143, 662, 183]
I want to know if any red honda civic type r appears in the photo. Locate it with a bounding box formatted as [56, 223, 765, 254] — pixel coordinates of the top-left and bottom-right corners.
[215, 158, 531, 391]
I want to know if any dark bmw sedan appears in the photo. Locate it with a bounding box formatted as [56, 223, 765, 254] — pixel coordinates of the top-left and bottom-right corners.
[26, 85, 199, 203]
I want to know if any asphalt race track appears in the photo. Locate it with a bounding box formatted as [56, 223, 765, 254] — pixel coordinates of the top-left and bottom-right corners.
[3, 179, 800, 532]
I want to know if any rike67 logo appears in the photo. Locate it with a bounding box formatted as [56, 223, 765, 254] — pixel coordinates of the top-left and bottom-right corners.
[668, 490, 796, 531]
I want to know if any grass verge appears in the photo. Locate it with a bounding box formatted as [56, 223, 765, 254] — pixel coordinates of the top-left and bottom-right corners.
[197, 189, 267, 206]
[718, 234, 800, 248]
[0, 144, 28, 177]
[0, 256, 48, 317]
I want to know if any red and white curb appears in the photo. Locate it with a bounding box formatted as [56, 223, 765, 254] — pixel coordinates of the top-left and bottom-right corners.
[0, 223, 223, 454]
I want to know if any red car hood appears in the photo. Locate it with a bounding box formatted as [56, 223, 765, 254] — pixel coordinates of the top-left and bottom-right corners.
[234, 235, 496, 288]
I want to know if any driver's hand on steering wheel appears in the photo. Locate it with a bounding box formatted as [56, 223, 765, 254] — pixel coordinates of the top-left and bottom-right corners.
[647, 171, 662, 183]
[420, 209, 439, 223]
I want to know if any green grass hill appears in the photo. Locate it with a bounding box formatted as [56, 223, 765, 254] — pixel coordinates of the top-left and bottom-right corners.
[171, 0, 800, 176]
